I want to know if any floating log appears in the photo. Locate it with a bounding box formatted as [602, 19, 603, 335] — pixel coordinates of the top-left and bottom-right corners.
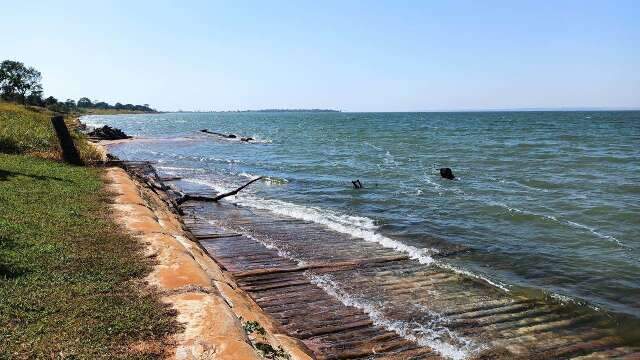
[176, 176, 263, 205]
[200, 129, 236, 138]
[201, 129, 255, 142]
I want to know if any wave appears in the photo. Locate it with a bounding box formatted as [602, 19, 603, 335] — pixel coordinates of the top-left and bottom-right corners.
[225, 226, 479, 360]
[234, 196, 438, 265]
[383, 151, 400, 166]
[78, 115, 105, 128]
[156, 165, 206, 173]
[184, 176, 520, 293]
[182, 175, 438, 264]
[310, 274, 481, 360]
[181, 177, 230, 193]
[364, 142, 383, 151]
[238, 172, 289, 185]
[486, 201, 626, 247]
[436, 262, 511, 292]
[565, 221, 625, 247]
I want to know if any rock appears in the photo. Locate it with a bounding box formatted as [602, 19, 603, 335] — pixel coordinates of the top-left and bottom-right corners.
[241, 137, 254, 142]
[87, 125, 131, 140]
[440, 168, 455, 180]
[227, 134, 237, 138]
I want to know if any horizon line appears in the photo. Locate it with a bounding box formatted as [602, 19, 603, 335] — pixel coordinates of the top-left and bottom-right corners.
[160, 106, 640, 113]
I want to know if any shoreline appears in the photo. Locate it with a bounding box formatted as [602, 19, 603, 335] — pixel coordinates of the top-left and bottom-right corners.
[96, 136, 640, 359]
[96, 141, 312, 359]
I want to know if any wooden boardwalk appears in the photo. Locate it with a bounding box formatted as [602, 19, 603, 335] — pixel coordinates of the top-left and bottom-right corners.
[177, 201, 640, 359]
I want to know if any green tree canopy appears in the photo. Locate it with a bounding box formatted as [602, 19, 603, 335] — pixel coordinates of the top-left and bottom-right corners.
[0, 60, 42, 104]
[77, 97, 92, 108]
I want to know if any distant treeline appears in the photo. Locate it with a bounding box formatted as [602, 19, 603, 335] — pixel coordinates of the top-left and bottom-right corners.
[0, 59, 156, 113]
[179, 109, 340, 113]
[241, 109, 340, 113]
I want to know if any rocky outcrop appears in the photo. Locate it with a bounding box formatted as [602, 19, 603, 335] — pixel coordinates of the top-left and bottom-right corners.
[440, 167, 455, 180]
[88, 125, 131, 140]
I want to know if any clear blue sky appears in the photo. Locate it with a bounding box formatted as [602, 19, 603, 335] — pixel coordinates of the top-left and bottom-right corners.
[2, 1, 638, 111]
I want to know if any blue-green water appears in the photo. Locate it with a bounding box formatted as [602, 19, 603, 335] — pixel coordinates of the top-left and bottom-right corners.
[85, 111, 640, 319]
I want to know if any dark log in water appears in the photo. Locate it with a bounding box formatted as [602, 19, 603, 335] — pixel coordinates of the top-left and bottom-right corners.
[201, 129, 255, 142]
[176, 176, 263, 205]
[200, 129, 236, 138]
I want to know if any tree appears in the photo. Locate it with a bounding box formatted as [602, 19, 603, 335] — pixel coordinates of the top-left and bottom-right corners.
[65, 99, 76, 109]
[93, 101, 110, 109]
[25, 91, 44, 106]
[44, 96, 58, 106]
[77, 97, 92, 108]
[0, 60, 42, 104]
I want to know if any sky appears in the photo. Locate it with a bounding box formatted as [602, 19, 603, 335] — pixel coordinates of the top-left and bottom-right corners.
[1, 0, 639, 112]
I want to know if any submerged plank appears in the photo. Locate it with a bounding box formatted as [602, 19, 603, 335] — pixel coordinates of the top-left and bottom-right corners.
[180, 200, 638, 359]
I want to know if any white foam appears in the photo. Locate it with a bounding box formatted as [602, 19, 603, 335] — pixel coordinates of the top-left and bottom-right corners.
[238, 172, 288, 185]
[79, 115, 105, 128]
[156, 166, 206, 173]
[234, 196, 437, 265]
[182, 176, 519, 293]
[364, 142, 383, 151]
[219, 227, 480, 359]
[423, 176, 444, 194]
[436, 262, 511, 292]
[182, 176, 436, 264]
[310, 274, 481, 360]
[383, 151, 399, 166]
[565, 221, 624, 246]
[181, 178, 230, 193]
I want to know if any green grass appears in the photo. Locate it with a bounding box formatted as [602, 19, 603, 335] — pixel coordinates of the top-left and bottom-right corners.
[0, 102, 101, 162]
[0, 154, 179, 358]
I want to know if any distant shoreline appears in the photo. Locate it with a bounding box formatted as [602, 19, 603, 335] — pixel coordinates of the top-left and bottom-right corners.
[147, 109, 638, 114]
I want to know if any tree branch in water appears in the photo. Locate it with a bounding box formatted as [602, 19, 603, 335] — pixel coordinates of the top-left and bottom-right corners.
[176, 176, 263, 205]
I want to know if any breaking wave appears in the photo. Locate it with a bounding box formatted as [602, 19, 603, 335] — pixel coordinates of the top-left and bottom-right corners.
[310, 274, 482, 360]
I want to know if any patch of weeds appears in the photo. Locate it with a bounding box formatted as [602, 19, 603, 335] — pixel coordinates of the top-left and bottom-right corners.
[240, 319, 291, 359]
[255, 343, 291, 360]
[243, 320, 267, 336]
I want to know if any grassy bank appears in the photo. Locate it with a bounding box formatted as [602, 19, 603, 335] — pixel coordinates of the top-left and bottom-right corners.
[0, 103, 179, 358]
[0, 155, 179, 358]
[0, 102, 101, 162]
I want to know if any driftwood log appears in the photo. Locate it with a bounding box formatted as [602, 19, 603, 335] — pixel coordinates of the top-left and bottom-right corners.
[176, 176, 263, 205]
[201, 129, 254, 142]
